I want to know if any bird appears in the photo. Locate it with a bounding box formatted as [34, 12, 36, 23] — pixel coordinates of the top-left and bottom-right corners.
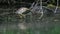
[15, 7, 31, 18]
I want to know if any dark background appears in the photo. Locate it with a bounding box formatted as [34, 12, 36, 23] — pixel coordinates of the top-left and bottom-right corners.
[0, 0, 60, 9]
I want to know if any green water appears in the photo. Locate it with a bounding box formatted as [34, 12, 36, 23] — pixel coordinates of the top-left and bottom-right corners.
[0, 13, 60, 34]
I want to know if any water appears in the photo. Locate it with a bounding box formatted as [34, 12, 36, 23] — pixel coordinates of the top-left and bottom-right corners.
[0, 11, 60, 34]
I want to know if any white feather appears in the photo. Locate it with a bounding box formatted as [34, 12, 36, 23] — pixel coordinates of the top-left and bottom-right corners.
[16, 7, 29, 14]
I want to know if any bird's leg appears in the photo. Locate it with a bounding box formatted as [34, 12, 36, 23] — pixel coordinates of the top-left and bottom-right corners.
[18, 14, 26, 19]
[21, 14, 26, 18]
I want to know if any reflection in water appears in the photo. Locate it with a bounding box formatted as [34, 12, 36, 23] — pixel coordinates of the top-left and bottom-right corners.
[0, 9, 60, 34]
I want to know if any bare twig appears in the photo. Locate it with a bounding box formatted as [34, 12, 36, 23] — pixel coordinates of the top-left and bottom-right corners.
[54, 0, 59, 13]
